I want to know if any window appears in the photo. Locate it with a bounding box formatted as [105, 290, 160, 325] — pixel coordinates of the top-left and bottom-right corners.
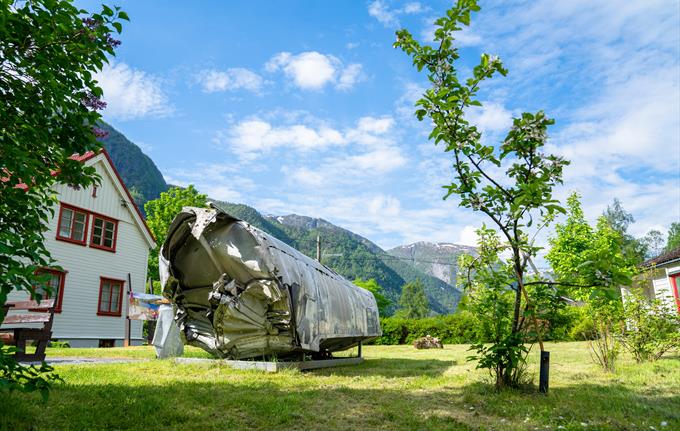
[90, 215, 118, 252]
[56, 204, 88, 245]
[32, 269, 66, 313]
[97, 278, 124, 316]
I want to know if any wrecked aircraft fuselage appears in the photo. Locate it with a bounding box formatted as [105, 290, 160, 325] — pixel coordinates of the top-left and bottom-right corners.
[159, 205, 381, 360]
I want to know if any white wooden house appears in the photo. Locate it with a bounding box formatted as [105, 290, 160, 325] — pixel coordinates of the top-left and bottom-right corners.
[6, 150, 156, 347]
[621, 247, 680, 314]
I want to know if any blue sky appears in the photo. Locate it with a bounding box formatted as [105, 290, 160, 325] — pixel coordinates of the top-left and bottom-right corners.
[88, 0, 679, 252]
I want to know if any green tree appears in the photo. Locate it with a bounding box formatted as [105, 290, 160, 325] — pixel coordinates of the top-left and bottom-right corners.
[1, 0, 127, 398]
[395, 0, 569, 388]
[547, 194, 635, 299]
[546, 193, 634, 371]
[354, 278, 391, 316]
[665, 222, 680, 252]
[397, 279, 429, 319]
[603, 199, 646, 264]
[144, 185, 208, 284]
[640, 229, 664, 260]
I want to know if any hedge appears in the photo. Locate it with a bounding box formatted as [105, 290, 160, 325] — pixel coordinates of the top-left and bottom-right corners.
[374, 307, 591, 345]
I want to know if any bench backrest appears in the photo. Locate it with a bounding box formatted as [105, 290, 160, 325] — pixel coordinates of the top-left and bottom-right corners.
[2, 299, 56, 329]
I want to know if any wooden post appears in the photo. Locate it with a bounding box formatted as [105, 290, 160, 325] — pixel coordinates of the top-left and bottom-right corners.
[316, 234, 321, 262]
[358, 340, 362, 358]
[123, 273, 132, 347]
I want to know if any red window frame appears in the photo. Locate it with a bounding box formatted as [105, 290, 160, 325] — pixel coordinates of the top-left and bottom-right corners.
[669, 273, 680, 315]
[97, 277, 125, 317]
[90, 213, 118, 252]
[56, 203, 89, 246]
[32, 268, 66, 313]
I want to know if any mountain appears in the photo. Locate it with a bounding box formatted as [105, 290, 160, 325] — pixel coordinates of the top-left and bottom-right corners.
[99, 123, 463, 314]
[98, 122, 168, 212]
[213, 202, 463, 315]
[388, 242, 478, 287]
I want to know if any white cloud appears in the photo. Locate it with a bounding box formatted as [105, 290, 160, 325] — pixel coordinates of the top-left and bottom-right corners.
[337, 63, 364, 90]
[281, 166, 326, 188]
[163, 164, 255, 204]
[421, 22, 481, 46]
[347, 147, 407, 173]
[457, 225, 480, 247]
[95, 62, 171, 120]
[368, 1, 428, 27]
[357, 116, 394, 134]
[368, 1, 398, 27]
[266, 51, 363, 91]
[220, 118, 345, 160]
[403, 2, 425, 14]
[466, 102, 513, 137]
[197, 68, 263, 93]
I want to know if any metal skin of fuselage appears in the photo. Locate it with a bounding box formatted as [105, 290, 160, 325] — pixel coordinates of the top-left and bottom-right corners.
[159, 204, 381, 360]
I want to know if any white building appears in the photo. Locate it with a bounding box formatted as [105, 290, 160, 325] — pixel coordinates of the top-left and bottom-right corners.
[6, 150, 155, 347]
[622, 247, 680, 314]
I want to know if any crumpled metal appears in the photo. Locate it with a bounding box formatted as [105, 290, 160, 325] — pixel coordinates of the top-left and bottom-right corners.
[159, 204, 381, 359]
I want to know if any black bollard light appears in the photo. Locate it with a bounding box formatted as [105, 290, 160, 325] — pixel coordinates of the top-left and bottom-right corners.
[539, 351, 550, 394]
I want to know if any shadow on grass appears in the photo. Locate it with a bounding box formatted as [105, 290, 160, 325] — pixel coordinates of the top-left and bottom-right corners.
[2, 371, 678, 431]
[310, 357, 458, 378]
[1, 380, 475, 431]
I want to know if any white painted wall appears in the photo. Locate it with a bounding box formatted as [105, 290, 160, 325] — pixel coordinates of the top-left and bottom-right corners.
[5, 154, 153, 346]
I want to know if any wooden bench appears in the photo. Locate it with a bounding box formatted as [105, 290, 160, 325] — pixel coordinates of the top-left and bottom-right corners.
[0, 299, 55, 362]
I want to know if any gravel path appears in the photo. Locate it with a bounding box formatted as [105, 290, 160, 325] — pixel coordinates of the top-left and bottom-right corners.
[21, 357, 147, 366]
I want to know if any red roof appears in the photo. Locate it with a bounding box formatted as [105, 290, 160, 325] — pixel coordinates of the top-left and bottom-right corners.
[69, 151, 97, 162]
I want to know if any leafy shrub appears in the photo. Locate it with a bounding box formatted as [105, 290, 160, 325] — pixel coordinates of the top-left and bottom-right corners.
[1, 343, 62, 401]
[375, 311, 483, 345]
[567, 306, 596, 341]
[376, 305, 591, 346]
[620, 288, 680, 362]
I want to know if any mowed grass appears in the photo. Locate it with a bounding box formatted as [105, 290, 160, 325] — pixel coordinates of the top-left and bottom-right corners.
[1, 342, 678, 430]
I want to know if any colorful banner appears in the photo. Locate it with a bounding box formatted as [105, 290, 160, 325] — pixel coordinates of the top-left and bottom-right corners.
[128, 292, 170, 321]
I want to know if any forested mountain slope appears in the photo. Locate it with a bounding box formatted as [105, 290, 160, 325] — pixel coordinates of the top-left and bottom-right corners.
[98, 122, 168, 212]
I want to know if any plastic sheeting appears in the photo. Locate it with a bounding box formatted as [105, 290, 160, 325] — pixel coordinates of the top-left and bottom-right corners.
[152, 304, 184, 358]
[159, 204, 381, 360]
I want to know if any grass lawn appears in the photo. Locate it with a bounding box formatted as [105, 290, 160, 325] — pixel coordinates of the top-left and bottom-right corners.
[1, 342, 678, 430]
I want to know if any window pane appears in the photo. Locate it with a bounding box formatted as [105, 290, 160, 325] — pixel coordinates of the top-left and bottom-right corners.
[110, 284, 120, 312]
[104, 237, 113, 248]
[48, 273, 61, 300]
[93, 226, 103, 244]
[105, 221, 115, 237]
[59, 209, 73, 237]
[100, 284, 110, 311]
[73, 212, 86, 241]
[93, 218, 104, 245]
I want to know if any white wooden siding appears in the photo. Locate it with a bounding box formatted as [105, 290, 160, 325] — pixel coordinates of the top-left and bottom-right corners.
[6, 154, 152, 343]
[652, 276, 675, 310]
